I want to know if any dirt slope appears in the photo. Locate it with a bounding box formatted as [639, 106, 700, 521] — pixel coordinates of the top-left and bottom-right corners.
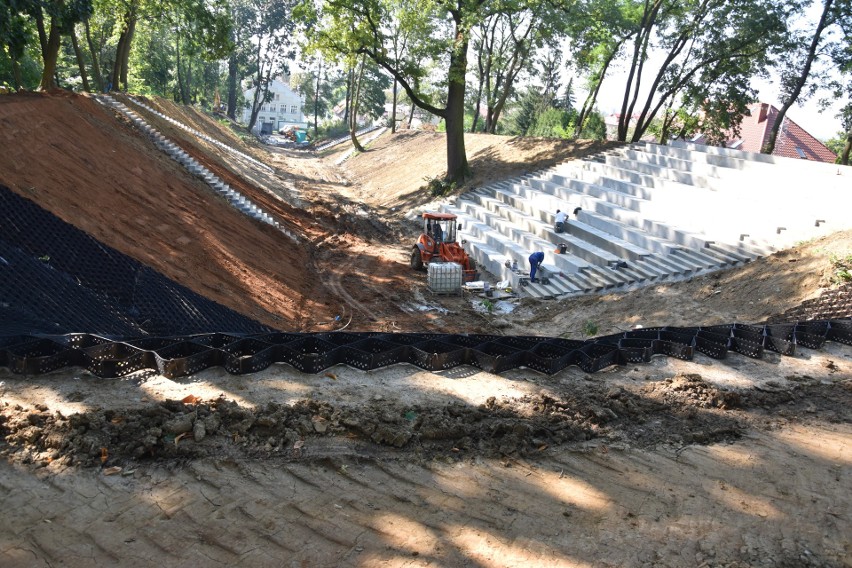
[334, 129, 618, 213]
[0, 91, 335, 330]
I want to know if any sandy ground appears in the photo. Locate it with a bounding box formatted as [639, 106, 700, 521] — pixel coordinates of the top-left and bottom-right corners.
[1, 92, 852, 567]
[2, 341, 851, 567]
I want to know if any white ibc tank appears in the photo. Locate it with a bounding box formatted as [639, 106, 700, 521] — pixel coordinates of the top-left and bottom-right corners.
[427, 262, 463, 294]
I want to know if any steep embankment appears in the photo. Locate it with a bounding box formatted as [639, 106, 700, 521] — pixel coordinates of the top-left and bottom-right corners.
[0, 91, 335, 330]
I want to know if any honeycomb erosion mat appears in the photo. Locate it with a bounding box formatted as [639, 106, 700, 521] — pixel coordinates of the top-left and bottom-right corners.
[1, 320, 851, 378]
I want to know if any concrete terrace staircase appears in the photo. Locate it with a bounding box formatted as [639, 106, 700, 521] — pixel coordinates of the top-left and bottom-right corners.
[315, 125, 382, 152]
[124, 96, 274, 174]
[96, 94, 298, 242]
[443, 141, 851, 299]
[334, 127, 388, 165]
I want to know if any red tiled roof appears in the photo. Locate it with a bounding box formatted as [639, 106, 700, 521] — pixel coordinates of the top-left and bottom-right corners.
[686, 103, 836, 163]
[732, 103, 836, 163]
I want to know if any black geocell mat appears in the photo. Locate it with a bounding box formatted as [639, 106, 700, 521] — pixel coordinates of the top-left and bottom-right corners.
[1, 321, 851, 378]
[0, 184, 273, 337]
[2, 185, 851, 378]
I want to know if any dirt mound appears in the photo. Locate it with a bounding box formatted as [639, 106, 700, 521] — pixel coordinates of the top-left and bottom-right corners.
[5, 366, 849, 470]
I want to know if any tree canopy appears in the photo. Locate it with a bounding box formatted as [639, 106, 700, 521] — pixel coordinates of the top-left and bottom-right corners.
[2, 0, 850, 182]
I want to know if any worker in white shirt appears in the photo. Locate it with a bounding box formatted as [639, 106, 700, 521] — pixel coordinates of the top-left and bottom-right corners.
[554, 209, 567, 233]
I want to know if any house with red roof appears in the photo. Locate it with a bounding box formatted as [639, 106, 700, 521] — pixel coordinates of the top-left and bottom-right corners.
[692, 103, 837, 163]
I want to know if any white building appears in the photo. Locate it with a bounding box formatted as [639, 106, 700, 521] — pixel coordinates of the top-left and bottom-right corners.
[243, 76, 307, 134]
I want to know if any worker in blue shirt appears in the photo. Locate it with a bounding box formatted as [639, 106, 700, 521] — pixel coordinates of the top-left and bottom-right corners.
[528, 251, 545, 283]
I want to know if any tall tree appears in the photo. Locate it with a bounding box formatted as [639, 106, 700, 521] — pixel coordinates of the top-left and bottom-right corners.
[243, 0, 297, 131]
[764, 0, 851, 154]
[470, 7, 547, 134]
[300, 0, 536, 183]
[170, 0, 231, 103]
[110, 0, 138, 91]
[610, 0, 788, 143]
[825, 47, 852, 164]
[838, 106, 852, 165]
[34, 0, 93, 90]
[69, 23, 89, 90]
[296, 57, 343, 137]
[225, 0, 254, 119]
[557, 0, 636, 137]
[81, 16, 103, 90]
[1, 0, 35, 89]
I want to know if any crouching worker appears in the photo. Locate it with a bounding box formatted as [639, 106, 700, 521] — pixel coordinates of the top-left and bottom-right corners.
[528, 251, 545, 283]
[554, 209, 567, 233]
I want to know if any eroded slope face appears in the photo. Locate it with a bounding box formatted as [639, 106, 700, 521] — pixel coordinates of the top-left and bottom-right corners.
[0, 92, 335, 331]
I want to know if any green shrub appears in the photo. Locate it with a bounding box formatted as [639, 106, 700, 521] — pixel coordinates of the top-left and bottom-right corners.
[582, 320, 599, 337]
[422, 176, 457, 197]
[829, 253, 852, 284]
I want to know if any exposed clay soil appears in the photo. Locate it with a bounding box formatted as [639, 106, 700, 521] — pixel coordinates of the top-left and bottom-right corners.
[1, 92, 851, 567]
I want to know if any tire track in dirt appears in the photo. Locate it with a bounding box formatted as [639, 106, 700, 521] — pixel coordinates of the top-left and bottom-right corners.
[323, 252, 424, 332]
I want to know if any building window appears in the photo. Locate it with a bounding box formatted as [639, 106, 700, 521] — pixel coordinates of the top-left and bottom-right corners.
[261, 105, 266, 111]
[290, 105, 298, 114]
[269, 105, 276, 112]
[275, 94, 280, 101]
[795, 147, 807, 159]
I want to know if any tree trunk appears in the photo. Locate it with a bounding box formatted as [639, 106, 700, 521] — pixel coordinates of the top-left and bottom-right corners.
[348, 59, 366, 153]
[110, 32, 124, 92]
[119, 17, 136, 91]
[39, 20, 62, 91]
[176, 40, 189, 104]
[407, 102, 415, 128]
[84, 19, 103, 92]
[618, 0, 660, 141]
[314, 64, 321, 137]
[574, 43, 620, 137]
[247, 40, 265, 131]
[765, 0, 833, 155]
[445, 79, 469, 182]
[70, 29, 91, 92]
[392, 78, 398, 133]
[12, 58, 23, 90]
[343, 68, 352, 125]
[110, 9, 135, 92]
[659, 105, 675, 145]
[187, 57, 193, 103]
[470, 51, 484, 133]
[841, 129, 851, 166]
[32, 7, 48, 58]
[226, 53, 238, 119]
[443, 21, 470, 183]
[487, 67, 522, 134]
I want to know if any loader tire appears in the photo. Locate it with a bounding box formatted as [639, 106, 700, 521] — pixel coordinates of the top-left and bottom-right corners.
[410, 247, 424, 271]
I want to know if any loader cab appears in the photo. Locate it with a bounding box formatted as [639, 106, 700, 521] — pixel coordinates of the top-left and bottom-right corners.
[424, 215, 458, 244]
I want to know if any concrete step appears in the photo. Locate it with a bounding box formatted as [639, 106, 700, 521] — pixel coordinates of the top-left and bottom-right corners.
[450, 201, 598, 271]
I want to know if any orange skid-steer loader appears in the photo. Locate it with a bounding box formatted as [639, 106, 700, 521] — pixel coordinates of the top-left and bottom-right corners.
[410, 212, 478, 282]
